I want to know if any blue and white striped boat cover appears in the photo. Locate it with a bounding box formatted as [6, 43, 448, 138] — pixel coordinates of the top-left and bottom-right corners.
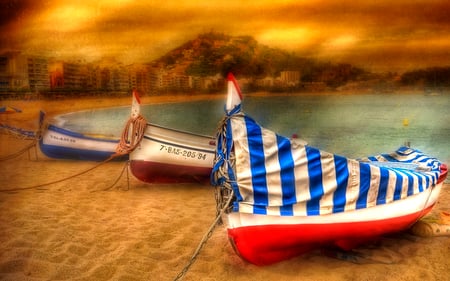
[211, 105, 443, 216]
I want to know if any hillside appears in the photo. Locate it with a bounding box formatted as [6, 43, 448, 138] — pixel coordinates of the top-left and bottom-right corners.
[153, 32, 368, 89]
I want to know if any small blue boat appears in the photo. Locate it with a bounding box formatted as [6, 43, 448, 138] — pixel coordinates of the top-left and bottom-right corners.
[38, 111, 127, 161]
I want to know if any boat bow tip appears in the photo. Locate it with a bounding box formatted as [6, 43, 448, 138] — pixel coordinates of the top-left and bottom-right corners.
[226, 73, 243, 111]
[131, 89, 141, 119]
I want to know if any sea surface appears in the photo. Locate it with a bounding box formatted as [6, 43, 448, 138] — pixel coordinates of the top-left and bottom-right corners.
[58, 93, 449, 175]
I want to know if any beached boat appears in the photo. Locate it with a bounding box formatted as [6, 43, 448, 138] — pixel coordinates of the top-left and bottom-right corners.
[38, 111, 126, 161]
[211, 73, 448, 265]
[128, 91, 216, 184]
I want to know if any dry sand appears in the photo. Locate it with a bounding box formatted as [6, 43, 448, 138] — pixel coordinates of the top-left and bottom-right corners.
[0, 96, 449, 281]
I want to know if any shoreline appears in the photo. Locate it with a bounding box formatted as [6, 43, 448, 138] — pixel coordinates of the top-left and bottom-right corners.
[0, 94, 225, 130]
[2, 88, 446, 128]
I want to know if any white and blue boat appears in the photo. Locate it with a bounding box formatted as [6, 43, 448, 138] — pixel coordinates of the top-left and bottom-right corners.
[38, 111, 126, 161]
[211, 73, 448, 265]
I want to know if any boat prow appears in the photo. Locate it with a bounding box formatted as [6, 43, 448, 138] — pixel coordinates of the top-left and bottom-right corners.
[226, 73, 243, 111]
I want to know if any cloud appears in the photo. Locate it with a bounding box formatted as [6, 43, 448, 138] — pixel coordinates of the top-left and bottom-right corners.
[1, 0, 450, 71]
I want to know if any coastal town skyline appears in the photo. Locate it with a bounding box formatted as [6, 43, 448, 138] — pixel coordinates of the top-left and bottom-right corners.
[1, 0, 450, 73]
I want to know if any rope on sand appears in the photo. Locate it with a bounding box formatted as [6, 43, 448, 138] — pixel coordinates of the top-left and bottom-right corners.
[0, 123, 36, 139]
[0, 123, 39, 161]
[0, 139, 38, 161]
[0, 115, 146, 193]
[94, 160, 131, 192]
[173, 189, 235, 281]
[0, 155, 120, 193]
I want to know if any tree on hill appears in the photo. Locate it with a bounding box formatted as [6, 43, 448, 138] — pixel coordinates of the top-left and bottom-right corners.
[155, 32, 369, 89]
[400, 66, 450, 89]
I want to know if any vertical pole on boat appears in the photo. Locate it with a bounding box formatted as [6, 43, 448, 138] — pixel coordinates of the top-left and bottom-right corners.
[131, 89, 141, 120]
[129, 89, 141, 146]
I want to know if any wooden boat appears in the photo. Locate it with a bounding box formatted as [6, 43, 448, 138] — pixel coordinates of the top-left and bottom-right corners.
[128, 91, 216, 183]
[38, 111, 126, 161]
[211, 73, 448, 265]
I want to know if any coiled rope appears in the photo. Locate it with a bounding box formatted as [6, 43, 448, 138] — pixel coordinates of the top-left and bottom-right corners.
[114, 114, 147, 156]
[0, 114, 147, 193]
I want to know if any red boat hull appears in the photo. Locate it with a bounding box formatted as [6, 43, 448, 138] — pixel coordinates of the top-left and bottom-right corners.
[130, 160, 212, 184]
[227, 204, 435, 266]
[225, 178, 446, 265]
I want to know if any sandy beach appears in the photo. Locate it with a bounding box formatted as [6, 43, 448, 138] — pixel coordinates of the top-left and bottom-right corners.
[0, 96, 449, 281]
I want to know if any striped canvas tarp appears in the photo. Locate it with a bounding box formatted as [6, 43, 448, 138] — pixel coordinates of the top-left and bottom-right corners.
[211, 105, 442, 217]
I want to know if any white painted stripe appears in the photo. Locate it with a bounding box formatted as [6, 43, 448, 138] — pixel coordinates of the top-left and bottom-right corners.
[232, 118, 255, 204]
[261, 128, 284, 206]
[227, 183, 443, 228]
[344, 159, 360, 212]
[318, 151, 338, 215]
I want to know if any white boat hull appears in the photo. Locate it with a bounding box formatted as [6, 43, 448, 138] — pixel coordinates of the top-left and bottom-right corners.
[39, 124, 124, 161]
[130, 123, 215, 183]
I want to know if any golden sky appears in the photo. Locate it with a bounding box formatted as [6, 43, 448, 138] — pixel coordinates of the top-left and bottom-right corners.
[1, 0, 450, 72]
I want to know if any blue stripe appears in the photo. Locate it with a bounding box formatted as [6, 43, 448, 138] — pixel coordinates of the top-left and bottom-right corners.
[357, 163, 371, 209]
[425, 175, 430, 190]
[393, 170, 404, 201]
[39, 142, 121, 161]
[305, 146, 323, 215]
[381, 154, 398, 162]
[417, 174, 424, 192]
[253, 205, 267, 215]
[276, 135, 297, 206]
[280, 204, 294, 216]
[406, 172, 415, 196]
[333, 155, 349, 213]
[376, 168, 389, 205]
[244, 116, 269, 209]
[226, 119, 242, 201]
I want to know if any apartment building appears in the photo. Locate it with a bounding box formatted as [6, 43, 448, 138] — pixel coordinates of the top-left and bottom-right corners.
[0, 52, 30, 92]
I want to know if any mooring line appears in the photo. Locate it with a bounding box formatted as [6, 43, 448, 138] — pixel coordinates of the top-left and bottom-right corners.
[173, 189, 234, 281]
[92, 160, 131, 192]
[1, 113, 146, 193]
[0, 155, 121, 193]
[0, 139, 37, 161]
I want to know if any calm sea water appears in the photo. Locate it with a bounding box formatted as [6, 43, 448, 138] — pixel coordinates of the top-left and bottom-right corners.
[59, 93, 449, 176]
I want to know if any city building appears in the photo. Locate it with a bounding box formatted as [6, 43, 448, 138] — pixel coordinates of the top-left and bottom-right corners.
[280, 70, 300, 86]
[0, 52, 31, 92]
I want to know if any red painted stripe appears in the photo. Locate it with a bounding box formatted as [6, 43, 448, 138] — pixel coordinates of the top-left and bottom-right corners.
[227, 205, 435, 265]
[438, 163, 448, 184]
[132, 89, 141, 104]
[130, 160, 211, 184]
[227, 72, 243, 100]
